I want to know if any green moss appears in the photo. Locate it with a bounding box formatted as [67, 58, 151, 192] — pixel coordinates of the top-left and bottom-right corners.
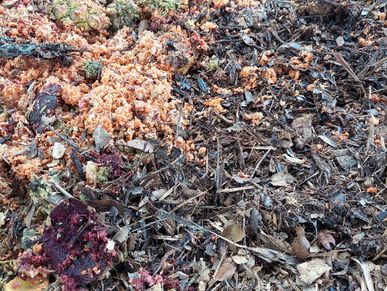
[82, 60, 103, 80]
[96, 166, 112, 184]
[47, 0, 182, 31]
[29, 176, 51, 205]
[207, 55, 219, 71]
[139, 0, 181, 13]
[107, 0, 140, 31]
[49, 0, 110, 31]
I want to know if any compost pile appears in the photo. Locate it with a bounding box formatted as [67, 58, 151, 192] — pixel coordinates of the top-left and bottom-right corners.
[0, 0, 386, 290]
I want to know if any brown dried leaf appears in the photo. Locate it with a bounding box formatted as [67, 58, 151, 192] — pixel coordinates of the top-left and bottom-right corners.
[29, 84, 61, 133]
[292, 226, 310, 260]
[258, 232, 291, 253]
[270, 172, 296, 186]
[297, 258, 331, 284]
[86, 199, 130, 218]
[214, 258, 237, 282]
[291, 113, 314, 144]
[221, 222, 245, 243]
[160, 218, 177, 236]
[318, 230, 336, 250]
[191, 259, 211, 283]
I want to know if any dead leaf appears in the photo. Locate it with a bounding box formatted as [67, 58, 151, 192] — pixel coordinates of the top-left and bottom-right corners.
[270, 172, 296, 186]
[318, 135, 337, 147]
[5, 276, 49, 291]
[214, 258, 237, 281]
[126, 139, 154, 153]
[191, 259, 211, 283]
[151, 189, 167, 201]
[292, 226, 310, 260]
[160, 218, 176, 236]
[291, 114, 314, 145]
[249, 207, 262, 236]
[244, 91, 256, 105]
[369, 115, 379, 126]
[93, 124, 110, 152]
[297, 258, 331, 284]
[203, 98, 225, 112]
[232, 255, 248, 264]
[86, 198, 130, 218]
[283, 154, 306, 164]
[318, 230, 336, 250]
[241, 33, 256, 46]
[221, 222, 245, 243]
[258, 232, 291, 253]
[0, 212, 6, 227]
[272, 139, 293, 148]
[352, 258, 375, 291]
[336, 155, 357, 171]
[113, 227, 130, 243]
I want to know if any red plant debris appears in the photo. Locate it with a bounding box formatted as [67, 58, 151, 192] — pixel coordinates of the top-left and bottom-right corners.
[130, 268, 179, 291]
[17, 249, 51, 282]
[89, 151, 123, 179]
[42, 198, 115, 289]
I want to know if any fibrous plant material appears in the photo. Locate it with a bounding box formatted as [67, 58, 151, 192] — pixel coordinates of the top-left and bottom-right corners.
[0, 37, 79, 65]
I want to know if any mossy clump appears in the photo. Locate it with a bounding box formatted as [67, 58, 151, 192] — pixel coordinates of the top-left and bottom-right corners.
[107, 0, 140, 31]
[82, 60, 103, 80]
[49, 0, 111, 31]
[96, 166, 112, 184]
[46, 0, 182, 31]
[139, 0, 182, 13]
[107, 0, 182, 31]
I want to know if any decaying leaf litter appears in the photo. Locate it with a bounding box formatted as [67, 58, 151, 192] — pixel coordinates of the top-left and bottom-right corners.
[0, 0, 386, 290]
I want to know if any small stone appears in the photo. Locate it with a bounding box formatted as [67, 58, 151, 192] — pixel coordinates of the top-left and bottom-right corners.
[52, 142, 66, 159]
[336, 36, 345, 46]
